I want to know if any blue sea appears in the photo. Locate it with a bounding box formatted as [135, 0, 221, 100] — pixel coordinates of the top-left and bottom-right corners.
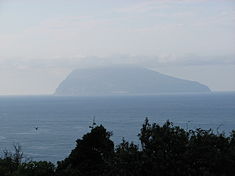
[0, 92, 234, 162]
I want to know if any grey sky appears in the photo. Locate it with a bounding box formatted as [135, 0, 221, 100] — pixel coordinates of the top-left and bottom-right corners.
[0, 0, 235, 95]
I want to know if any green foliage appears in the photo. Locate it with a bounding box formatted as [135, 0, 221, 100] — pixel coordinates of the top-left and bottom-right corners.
[15, 161, 55, 176]
[56, 125, 114, 176]
[138, 119, 190, 175]
[1, 118, 235, 176]
[0, 144, 24, 176]
[0, 144, 54, 176]
[111, 139, 141, 176]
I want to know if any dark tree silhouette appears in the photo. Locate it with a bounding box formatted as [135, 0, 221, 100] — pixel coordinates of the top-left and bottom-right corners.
[56, 125, 114, 176]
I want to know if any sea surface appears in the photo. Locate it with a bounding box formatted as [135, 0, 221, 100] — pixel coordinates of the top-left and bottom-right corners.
[0, 92, 234, 162]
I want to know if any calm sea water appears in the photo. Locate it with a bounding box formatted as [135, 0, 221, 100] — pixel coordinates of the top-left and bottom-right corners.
[0, 92, 234, 162]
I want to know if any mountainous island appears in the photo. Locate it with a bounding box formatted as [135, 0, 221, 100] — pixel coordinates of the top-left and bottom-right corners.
[54, 66, 211, 96]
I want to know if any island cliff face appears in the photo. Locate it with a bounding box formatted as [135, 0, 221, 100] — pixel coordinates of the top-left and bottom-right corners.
[54, 66, 211, 96]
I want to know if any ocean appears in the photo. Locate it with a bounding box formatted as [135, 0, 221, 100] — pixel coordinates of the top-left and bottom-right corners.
[0, 92, 234, 162]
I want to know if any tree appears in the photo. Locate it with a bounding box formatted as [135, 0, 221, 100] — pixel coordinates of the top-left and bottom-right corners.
[111, 139, 141, 176]
[0, 144, 24, 176]
[15, 161, 55, 176]
[56, 125, 114, 176]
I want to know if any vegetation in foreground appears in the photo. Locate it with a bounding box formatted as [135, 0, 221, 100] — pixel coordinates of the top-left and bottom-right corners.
[1, 118, 235, 176]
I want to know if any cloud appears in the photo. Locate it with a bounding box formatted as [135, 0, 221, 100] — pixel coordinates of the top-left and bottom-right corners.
[115, 0, 215, 14]
[0, 0, 234, 59]
[1, 54, 234, 71]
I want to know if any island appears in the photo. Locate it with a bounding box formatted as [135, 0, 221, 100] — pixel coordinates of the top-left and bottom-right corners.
[54, 66, 211, 96]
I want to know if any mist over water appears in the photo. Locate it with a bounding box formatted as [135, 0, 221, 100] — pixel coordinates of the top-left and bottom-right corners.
[0, 92, 234, 162]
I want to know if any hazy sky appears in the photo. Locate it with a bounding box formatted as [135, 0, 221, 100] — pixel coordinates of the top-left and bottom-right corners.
[0, 0, 235, 95]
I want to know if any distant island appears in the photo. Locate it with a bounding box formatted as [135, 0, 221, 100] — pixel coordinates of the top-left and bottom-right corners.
[54, 66, 211, 96]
